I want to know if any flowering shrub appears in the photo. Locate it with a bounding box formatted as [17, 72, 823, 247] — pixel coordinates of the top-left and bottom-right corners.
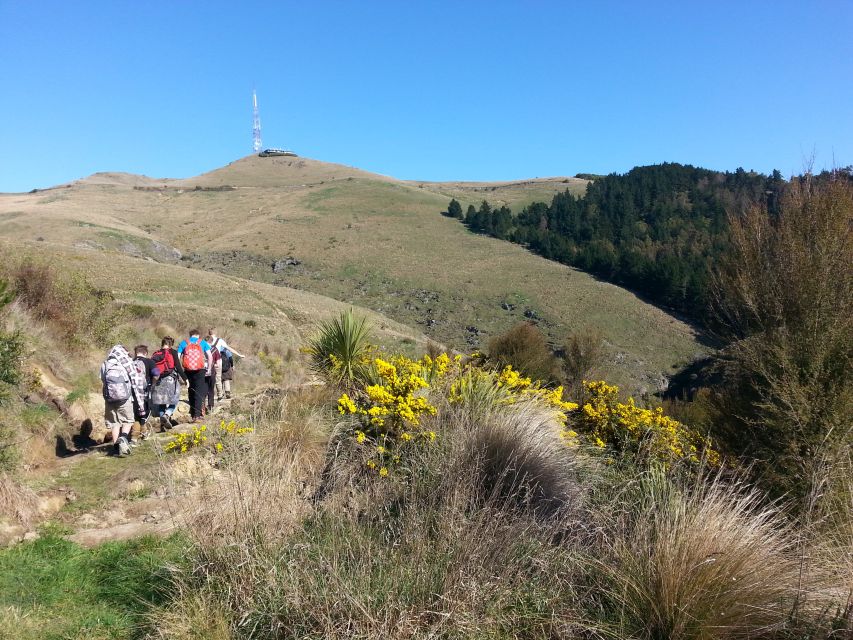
[164, 420, 254, 455]
[337, 354, 451, 474]
[335, 348, 716, 477]
[570, 381, 720, 467]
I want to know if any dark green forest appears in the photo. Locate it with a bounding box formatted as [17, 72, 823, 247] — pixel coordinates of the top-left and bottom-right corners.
[444, 163, 789, 321]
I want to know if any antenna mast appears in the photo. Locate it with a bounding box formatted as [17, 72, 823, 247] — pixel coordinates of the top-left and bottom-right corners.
[252, 89, 262, 153]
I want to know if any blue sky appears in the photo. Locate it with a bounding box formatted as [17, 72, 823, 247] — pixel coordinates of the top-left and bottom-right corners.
[1, 1, 851, 191]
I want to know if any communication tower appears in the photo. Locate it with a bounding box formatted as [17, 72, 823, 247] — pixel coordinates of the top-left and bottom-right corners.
[252, 90, 262, 153]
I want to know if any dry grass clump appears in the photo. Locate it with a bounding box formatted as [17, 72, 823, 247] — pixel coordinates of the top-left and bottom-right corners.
[144, 590, 232, 640]
[0, 473, 39, 528]
[591, 468, 835, 640]
[448, 399, 585, 518]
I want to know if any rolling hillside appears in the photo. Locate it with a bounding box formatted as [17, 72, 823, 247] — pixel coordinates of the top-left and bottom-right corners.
[0, 156, 706, 392]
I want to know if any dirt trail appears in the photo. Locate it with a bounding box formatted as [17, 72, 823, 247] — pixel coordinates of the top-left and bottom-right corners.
[5, 396, 244, 548]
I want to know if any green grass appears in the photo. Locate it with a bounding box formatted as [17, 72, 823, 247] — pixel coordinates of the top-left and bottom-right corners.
[0, 527, 185, 640]
[52, 444, 161, 516]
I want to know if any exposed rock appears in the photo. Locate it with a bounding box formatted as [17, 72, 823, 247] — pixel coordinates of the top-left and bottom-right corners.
[501, 302, 516, 311]
[523, 308, 540, 320]
[272, 257, 301, 273]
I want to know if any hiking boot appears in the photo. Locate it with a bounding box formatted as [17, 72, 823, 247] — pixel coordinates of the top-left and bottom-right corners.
[117, 436, 130, 457]
[168, 415, 180, 428]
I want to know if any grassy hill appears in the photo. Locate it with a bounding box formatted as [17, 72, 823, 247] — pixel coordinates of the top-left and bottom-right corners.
[0, 155, 705, 392]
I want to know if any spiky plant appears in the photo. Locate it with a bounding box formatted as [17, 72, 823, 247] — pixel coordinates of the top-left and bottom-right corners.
[307, 309, 373, 389]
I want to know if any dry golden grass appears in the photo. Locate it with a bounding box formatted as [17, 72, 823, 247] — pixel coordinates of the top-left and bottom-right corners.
[0, 473, 39, 528]
[0, 155, 705, 393]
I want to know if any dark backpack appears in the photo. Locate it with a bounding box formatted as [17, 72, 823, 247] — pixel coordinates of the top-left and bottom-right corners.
[152, 348, 175, 375]
[221, 350, 233, 374]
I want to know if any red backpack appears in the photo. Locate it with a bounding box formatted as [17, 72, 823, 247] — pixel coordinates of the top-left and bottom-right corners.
[182, 342, 206, 371]
[152, 348, 175, 375]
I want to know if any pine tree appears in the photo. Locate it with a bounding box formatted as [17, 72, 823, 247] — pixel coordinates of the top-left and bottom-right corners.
[447, 198, 463, 220]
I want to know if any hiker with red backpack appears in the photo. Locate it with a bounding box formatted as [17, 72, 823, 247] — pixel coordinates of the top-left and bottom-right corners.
[151, 336, 186, 430]
[100, 345, 146, 457]
[177, 329, 213, 423]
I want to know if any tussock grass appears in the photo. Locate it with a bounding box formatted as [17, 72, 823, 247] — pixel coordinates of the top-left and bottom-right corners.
[449, 399, 585, 518]
[0, 473, 39, 528]
[157, 381, 851, 639]
[591, 468, 833, 640]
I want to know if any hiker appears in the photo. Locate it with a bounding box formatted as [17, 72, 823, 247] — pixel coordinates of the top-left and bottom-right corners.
[177, 329, 212, 422]
[100, 345, 146, 457]
[204, 334, 221, 411]
[208, 327, 245, 400]
[132, 345, 159, 442]
[220, 344, 235, 399]
[151, 336, 186, 430]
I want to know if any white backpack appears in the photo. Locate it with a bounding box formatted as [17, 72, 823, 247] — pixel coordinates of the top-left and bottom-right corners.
[103, 357, 131, 403]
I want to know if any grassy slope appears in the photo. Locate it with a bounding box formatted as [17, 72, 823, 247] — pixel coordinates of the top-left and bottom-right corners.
[0, 156, 704, 392]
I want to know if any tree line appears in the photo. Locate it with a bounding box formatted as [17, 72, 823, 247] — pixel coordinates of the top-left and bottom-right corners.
[444, 162, 790, 321]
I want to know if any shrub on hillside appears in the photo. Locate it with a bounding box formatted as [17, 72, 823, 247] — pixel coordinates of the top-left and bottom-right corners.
[712, 175, 853, 500]
[571, 380, 720, 469]
[7, 259, 122, 349]
[562, 328, 605, 396]
[487, 321, 561, 384]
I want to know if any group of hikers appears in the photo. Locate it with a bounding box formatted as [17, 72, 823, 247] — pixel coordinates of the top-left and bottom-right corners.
[99, 328, 245, 457]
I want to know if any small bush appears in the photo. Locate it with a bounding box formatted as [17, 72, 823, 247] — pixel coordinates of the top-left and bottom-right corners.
[488, 322, 561, 384]
[8, 258, 123, 349]
[562, 328, 605, 394]
[307, 309, 373, 388]
[124, 302, 155, 319]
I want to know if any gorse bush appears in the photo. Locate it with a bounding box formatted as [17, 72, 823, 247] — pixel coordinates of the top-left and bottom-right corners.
[307, 308, 373, 388]
[163, 420, 253, 455]
[572, 380, 720, 469]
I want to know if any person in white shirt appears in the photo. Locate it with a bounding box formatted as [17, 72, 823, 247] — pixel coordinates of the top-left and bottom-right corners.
[208, 328, 246, 400]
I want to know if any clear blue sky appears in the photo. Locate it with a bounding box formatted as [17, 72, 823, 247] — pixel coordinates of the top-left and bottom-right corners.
[1, 1, 851, 191]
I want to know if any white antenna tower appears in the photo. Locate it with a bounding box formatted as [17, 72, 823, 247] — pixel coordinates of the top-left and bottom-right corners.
[252, 89, 262, 153]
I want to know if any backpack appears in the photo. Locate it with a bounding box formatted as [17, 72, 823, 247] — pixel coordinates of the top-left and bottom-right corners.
[152, 348, 175, 376]
[182, 341, 206, 371]
[103, 357, 131, 403]
[221, 349, 233, 374]
[133, 359, 149, 390]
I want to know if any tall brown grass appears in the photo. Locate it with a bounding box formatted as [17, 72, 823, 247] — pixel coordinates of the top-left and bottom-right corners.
[151, 385, 849, 639]
[0, 473, 39, 529]
[591, 469, 821, 639]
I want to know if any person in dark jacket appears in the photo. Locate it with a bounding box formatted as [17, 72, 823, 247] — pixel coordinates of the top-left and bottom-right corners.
[151, 336, 187, 430]
[132, 345, 159, 443]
